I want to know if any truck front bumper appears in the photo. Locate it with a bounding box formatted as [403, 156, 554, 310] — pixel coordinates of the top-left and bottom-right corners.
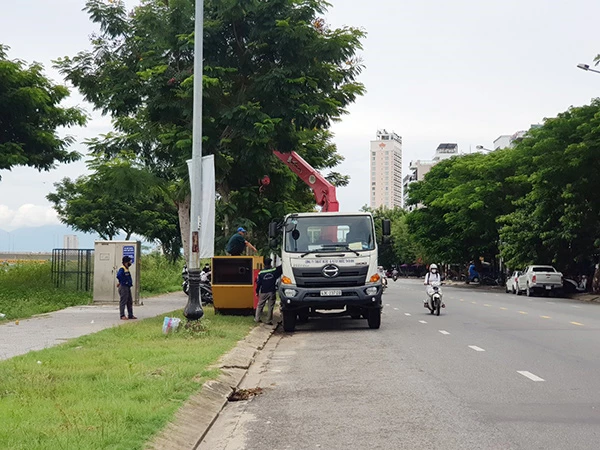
[278, 285, 382, 312]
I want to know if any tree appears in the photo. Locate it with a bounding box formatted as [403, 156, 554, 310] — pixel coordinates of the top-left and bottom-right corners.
[0, 45, 86, 178]
[499, 100, 600, 274]
[47, 155, 181, 259]
[55, 0, 364, 258]
[406, 148, 528, 266]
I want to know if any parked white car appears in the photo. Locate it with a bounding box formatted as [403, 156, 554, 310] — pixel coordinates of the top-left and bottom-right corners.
[505, 270, 521, 294]
[516, 265, 563, 297]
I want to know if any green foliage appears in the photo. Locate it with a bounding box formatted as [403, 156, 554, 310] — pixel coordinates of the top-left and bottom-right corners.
[406, 150, 526, 265]
[362, 206, 419, 267]
[499, 100, 600, 272]
[138, 252, 184, 296]
[55, 0, 365, 253]
[0, 308, 254, 450]
[0, 45, 86, 177]
[405, 99, 600, 274]
[47, 155, 181, 259]
[0, 262, 91, 320]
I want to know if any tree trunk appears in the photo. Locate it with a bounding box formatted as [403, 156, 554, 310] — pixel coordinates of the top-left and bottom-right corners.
[176, 195, 191, 262]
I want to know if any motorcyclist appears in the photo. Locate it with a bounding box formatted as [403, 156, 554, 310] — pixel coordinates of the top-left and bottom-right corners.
[392, 267, 399, 281]
[424, 264, 444, 308]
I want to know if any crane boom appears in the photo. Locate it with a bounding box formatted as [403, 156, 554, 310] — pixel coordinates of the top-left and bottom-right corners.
[273, 150, 340, 212]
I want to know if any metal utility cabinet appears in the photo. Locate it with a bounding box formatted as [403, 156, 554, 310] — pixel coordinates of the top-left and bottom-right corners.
[93, 241, 141, 304]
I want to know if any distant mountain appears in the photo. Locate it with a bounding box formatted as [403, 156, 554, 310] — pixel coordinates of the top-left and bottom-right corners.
[0, 225, 131, 252]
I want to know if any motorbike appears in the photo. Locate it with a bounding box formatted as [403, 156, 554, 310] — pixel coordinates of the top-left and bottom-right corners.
[392, 273, 398, 282]
[182, 265, 213, 304]
[381, 275, 388, 291]
[426, 282, 443, 316]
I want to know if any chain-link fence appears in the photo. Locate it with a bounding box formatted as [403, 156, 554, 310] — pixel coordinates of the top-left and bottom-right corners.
[51, 249, 94, 291]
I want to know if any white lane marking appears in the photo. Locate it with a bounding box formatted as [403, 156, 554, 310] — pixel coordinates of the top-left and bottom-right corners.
[518, 311, 528, 315]
[546, 301, 555, 304]
[499, 307, 508, 310]
[386, 304, 390, 306]
[570, 321, 584, 326]
[404, 313, 411, 316]
[540, 315, 551, 319]
[393, 307, 399, 310]
[419, 320, 427, 324]
[439, 330, 450, 335]
[483, 304, 491, 307]
[517, 371, 545, 382]
[571, 305, 581, 309]
[468, 345, 485, 352]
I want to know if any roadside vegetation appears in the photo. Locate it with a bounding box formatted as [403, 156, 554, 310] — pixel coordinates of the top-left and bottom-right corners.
[0, 254, 184, 321]
[0, 308, 254, 450]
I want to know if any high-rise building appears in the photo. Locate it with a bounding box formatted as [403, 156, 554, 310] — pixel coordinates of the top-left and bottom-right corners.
[369, 130, 403, 209]
[63, 234, 79, 249]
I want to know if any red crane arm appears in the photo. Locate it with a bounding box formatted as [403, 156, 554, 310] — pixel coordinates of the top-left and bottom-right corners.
[273, 150, 340, 212]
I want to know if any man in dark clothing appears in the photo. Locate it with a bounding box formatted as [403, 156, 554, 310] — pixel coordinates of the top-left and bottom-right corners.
[255, 258, 282, 324]
[116, 256, 136, 320]
[226, 227, 257, 256]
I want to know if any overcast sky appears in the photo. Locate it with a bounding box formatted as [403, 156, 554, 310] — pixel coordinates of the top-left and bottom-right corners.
[1, 0, 599, 231]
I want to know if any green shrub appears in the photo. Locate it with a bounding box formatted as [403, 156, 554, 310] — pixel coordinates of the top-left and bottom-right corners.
[0, 261, 91, 320]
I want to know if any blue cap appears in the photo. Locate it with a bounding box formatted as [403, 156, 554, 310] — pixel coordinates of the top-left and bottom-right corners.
[237, 227, 247, 233]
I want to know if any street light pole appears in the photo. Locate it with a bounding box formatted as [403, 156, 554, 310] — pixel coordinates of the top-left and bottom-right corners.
[184, 0, 204, 321]
[475, 145, 493, 152]
[577, 63, 600, 75]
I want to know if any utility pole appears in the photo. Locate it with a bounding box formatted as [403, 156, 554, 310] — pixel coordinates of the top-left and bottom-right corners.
[184, 0, 204, 321]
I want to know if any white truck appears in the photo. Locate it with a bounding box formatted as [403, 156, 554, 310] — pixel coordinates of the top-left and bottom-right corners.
[516, 265, 563, 297]
[270, 211, 389, 332]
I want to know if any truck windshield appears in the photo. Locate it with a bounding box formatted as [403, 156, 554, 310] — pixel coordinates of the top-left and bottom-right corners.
[284, 215, 375, 253]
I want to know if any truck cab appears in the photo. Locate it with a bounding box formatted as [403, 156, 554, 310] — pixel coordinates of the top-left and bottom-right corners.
[273, 212, 386, 332]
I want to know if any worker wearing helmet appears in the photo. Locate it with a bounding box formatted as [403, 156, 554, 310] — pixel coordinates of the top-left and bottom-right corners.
[424, 263, 444, 308]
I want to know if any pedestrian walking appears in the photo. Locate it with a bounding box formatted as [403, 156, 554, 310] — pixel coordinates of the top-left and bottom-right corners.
[116, 256, 137, 320]
[226, 227, 258, 256]
[255, 258, 282, 324]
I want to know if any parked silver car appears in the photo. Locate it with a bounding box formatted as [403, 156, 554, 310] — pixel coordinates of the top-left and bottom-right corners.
[505, 270, 521, 294]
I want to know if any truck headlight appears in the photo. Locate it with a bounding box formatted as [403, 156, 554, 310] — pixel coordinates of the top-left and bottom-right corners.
[365, 286, 378, 295]
[283, 289, 297, 297]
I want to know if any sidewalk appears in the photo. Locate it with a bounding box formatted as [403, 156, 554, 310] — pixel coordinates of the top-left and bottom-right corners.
[0, 292, 187, 361]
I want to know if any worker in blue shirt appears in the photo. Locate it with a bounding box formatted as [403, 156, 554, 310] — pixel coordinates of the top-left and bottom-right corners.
[255, 258, 282, 324]
[116, 256, 137, 320]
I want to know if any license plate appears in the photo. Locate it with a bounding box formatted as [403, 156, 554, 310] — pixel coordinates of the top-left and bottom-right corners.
[545, 285, 552, 290]
[320, 290, 342, 296]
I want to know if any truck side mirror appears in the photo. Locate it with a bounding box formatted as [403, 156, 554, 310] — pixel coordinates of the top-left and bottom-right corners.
[382, 219, 391, 237]
[269, 238, 278, 249]
[268, 221, 278, 239]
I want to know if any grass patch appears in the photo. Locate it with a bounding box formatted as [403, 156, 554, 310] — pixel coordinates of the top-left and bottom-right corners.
[0, 308, 255, 450]
[139, 253, 184, 297]
[0, 261, 92, 321]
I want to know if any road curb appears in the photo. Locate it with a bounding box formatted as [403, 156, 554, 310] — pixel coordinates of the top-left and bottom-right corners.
[146, 320, 278, 450]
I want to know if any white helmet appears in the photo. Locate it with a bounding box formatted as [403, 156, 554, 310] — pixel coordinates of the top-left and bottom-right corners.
[430, 264, 438, 270]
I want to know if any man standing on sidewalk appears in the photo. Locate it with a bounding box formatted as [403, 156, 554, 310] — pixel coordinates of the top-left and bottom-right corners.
[255, 258, 282, 325]
[116, 256, 137, 320]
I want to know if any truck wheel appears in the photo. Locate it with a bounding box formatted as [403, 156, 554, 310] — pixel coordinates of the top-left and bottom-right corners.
[282, 310, 296, 332]
[526, 284, 533, 297]
[367, 308, 381, 329]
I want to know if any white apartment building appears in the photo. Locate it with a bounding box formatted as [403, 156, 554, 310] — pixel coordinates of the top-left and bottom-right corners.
[369, 130, 403, 209]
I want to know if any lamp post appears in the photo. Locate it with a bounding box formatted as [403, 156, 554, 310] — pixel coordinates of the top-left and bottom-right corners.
[475, 145, 494, 152]
[184, 0, 205, 322]
[577, 63, 600, 75]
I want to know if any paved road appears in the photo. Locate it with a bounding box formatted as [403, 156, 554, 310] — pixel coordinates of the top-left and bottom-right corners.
[201, 279, 600, 450]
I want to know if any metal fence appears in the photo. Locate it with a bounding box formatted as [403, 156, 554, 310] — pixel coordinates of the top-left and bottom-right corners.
[51, 249, 94, 291]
